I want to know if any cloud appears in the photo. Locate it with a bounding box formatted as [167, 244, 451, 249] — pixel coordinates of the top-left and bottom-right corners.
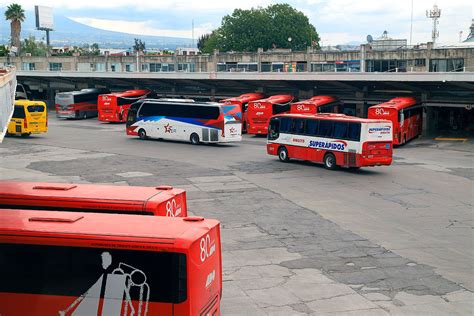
[70, 17, 215, 38]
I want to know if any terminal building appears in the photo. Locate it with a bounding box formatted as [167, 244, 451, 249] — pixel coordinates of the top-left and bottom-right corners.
[1, 35, 473, 135]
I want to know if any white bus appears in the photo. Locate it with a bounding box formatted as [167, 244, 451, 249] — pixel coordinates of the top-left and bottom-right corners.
[126, 99, 242, 144]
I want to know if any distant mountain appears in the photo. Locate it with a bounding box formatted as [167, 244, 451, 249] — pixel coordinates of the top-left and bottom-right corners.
[0, 10, 193, 49]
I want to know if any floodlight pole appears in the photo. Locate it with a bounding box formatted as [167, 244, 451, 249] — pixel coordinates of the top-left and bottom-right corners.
[46, 29, 50, 46]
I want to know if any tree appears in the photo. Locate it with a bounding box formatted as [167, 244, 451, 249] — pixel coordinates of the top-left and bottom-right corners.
[21, 35, 48, 56]
[204, 4, 319, 52]
[133, 38, 146, 52]
[4, 3, 25, 55]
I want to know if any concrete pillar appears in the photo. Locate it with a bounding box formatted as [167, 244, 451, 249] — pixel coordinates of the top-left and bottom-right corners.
[355, 91, 366, 118]
[46, 82, 55, 110]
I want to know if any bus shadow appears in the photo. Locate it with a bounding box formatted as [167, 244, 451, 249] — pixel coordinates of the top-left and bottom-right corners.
[131, 137, 241, 148]
[287, 159, 385, 175]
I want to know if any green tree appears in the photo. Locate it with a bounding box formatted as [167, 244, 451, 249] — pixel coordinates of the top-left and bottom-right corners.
[21, 35, 48, 56]
[4, 3, 25, 55]
[0, 45, 8, 57]
[133, 38, 146, 52]
[205, 4, 319, 52]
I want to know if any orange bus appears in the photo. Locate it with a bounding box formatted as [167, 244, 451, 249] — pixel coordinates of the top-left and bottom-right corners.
[98, 89, 154, 123]
[290, 96, 340, 114]
[0, 209, 222, 315]
[246, 94, 295, 135]
[0, 181, 187, 217]
[220, 93, 265, 132]
[368, 97, 422, 146]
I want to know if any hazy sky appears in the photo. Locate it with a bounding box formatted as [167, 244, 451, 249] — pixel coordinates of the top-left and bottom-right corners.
[1, 0, 473, 45]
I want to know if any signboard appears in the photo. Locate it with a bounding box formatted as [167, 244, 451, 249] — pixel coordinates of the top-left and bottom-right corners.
[0, 68, 17, 143]
[35, 6, 54, 30]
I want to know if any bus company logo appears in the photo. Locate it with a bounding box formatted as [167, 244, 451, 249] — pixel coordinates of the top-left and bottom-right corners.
[256, 112, 264, 116]
[375, 108, 390, 116]
[309, 140, 347, 151]
[164, 123, 176, 133]
[296, 105, 310, 112]
[229, 127, 237, 134]
[369, 126, 391, 134]
[205, 270, 216, 289]
[101, 95, 111, 101]
[200, 234, 216, 263]
[253, 103, 266, 109]
[166, 198, 182, 217]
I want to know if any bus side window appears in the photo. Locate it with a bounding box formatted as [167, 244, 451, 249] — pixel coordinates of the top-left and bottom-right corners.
[294, 119, 305, 134]
[305, 119, 319, 136]
[317, 120, 333, 138]
[347, 123, 361, 141]
[333, 122, 348, 139]
[280, 117, 291, 133]
[13, 106, 26, 119]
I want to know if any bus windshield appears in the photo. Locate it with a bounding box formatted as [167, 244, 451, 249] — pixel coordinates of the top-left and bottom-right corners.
[0, 243, 187, 309]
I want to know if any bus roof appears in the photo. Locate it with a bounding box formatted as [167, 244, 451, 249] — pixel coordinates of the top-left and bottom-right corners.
[0, 181, 184, 213]
[221, 93, 265, 104]
[274, 113, 390, 124]
[0, 209, 218, 245]
[140, 99, 221, 107]
[103, 89, 151, 98]
[14, 100, 46, 106]
[253, 94, 294, 104]
[292, 95, 338, 106]
[371, 97, 418, 111]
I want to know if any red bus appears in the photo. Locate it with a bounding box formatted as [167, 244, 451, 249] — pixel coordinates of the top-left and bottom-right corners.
[55, 88, 110, 119]
[98, 90, 154, 123]
[368, 97, 422, 146]
[290, 95, 340, 114]
[0, 181, 187, 217]
[220, 93, 265, 132]
[267, 113, 393, 169]
[246, 94, 295, 135]
[0, 209, 222, 315]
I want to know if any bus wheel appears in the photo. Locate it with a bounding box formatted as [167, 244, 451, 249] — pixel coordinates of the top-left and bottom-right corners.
[324, 153, 337, 170]
[83, 112, 88, 119]
[138, 129, 147, 140]
[190, 133, 200, 145]
[278, 147, 290, 162]
[21, 133, 31, 137]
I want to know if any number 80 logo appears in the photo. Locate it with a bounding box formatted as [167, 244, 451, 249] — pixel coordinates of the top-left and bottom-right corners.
[200, 234, 216, 262]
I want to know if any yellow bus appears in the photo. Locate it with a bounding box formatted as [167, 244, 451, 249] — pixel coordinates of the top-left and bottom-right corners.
[7, 100, 48, 137]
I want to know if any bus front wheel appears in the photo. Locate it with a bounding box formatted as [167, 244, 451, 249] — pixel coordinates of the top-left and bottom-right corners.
[324, 153, 337, 170]
[190, 133, 200, 145]
[138, 129, 147, 140]
[278, 147, 290, 162]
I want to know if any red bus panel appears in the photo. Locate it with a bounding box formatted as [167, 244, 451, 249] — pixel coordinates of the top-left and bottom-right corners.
[290, 96, 339, 114]
[246, 94, 294, 135]
[220, 93, 265, 132]
[0, 209, 222, 315]
[0, 181, 187, 217]
[368, 97, 422, 146]
[98, 90, 153, 123]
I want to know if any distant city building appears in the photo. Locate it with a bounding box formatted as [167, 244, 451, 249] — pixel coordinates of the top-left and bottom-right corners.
[176, 47, 199, 56]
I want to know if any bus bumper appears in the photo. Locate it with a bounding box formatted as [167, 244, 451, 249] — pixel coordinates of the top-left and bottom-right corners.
[359, 156, 393, 167]
[56, 111, 76, 119]
[266, 143, 278, 155]
[247, 125, 267, 135]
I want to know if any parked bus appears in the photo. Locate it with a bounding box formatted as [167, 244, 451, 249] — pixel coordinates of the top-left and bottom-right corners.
[98, 89, 154, 123]
[267, 113, 393, 169]
[368, 97, 422, 146]
[0, 181, 187, 217]
[0, 209, 222, 316]
[220, 93, 265, 132]
[6, 100, 47, 137]
[55, 88, 110, 119]
[126, 99, 242, 144]
[246, 94, 295, 135]
[290, 95, 340, 114]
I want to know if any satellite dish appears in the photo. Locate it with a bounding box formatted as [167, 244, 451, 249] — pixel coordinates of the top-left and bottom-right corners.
[367, 35, 373, 43]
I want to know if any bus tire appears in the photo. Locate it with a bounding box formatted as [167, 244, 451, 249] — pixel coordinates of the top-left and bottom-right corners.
[324, 153, 337, 170]
[83, 112, 88, 119]
[138, 129, 147, 140]
[190, 133, 200, 145]
[278, 147, 290, 162]
[21, 133, 31, 137]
